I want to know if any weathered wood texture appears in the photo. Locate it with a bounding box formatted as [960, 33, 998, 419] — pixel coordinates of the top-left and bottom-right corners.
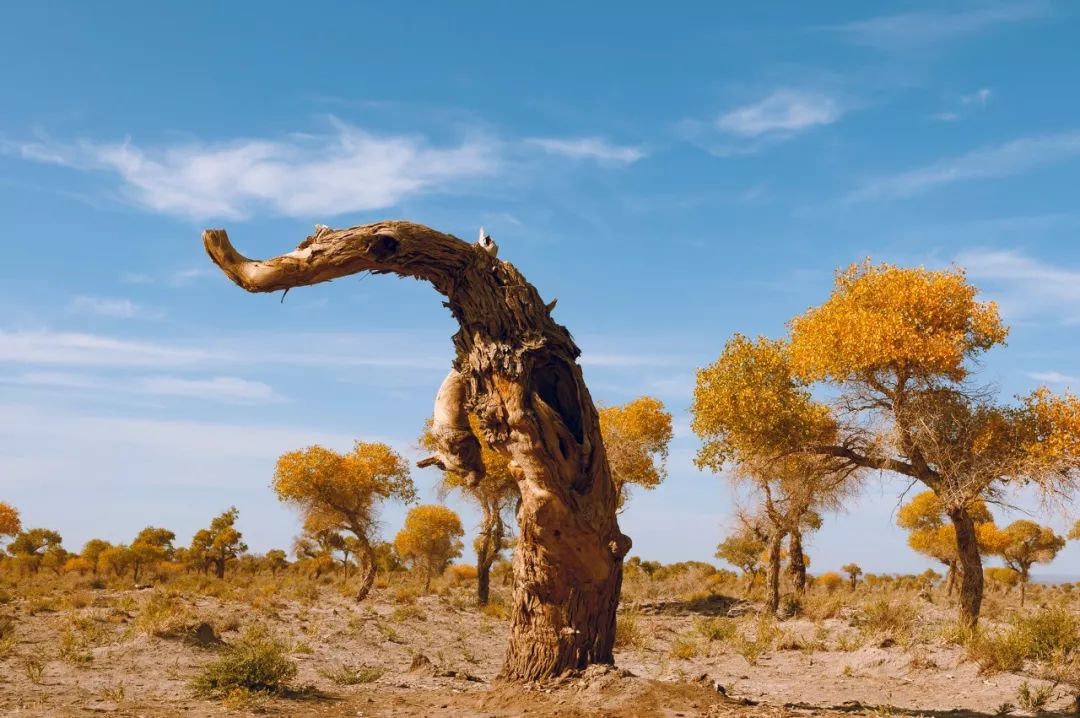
[204, 221, 630, 680]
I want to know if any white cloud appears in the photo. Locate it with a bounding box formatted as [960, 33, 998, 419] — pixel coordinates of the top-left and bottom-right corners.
[0, 329, 450, 372]
[68, 295, 163, 320]
[136, 376, 280, 403]
[10, 120, 499, 220]
[848, 131, 1080, 201]
[832, 2, 1049, 50]
[1027, 371, 1080, 385]
[957, 248, 1080, 322]
[4, 371, 281, 404]
[525, 137, 646, 165]
[963, 88, 993, 106]
[716, 89, 843, 139]
[932, 88, 993, 123]
[0, 330, 210, 367]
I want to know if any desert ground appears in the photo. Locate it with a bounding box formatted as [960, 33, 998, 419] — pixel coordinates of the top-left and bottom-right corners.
[1, 564, 1077, 718]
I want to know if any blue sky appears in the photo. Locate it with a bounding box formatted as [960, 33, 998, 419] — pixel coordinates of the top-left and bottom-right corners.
[2, 1, 1080, 576]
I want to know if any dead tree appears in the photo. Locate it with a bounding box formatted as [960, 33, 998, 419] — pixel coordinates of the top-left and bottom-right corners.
[203, 221, 630, 681]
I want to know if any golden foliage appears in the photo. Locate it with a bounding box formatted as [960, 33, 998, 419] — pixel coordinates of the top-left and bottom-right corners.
[0, 501, 20, 538]
[274, 442, 415, 538]
[1018, 388, 1080, 469]
[982, 520, 1065, 577]
[691, 334, 835, 469]
[599, 396, 673, 504]
[897, 491, 997, 564]
[393, 505, 465, 588]
[788, 261, 1007, 384]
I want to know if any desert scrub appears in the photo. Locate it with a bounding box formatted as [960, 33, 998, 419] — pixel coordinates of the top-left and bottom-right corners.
[133, 591, 195, 638]
[968, 607, 1080, 673]
[731, 617, 780, 665]
[480, 599, 510, 620]
[192, 624, 297, 697]
[318, 663, 386, 685]
[695, 616, 737, 642]
[856, 597, 917, 641]
[670, 633, 699, 660]
[390, 604, 426, 622]
[0, 614, 15, 657]
[614, 611, 649, 650]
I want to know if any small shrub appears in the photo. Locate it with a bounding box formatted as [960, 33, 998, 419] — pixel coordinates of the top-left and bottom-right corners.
[816, 572, 844, 594]
[23, 656, 45, 684]
[191, 625, 297, 696]
[670, 634, 699, 660]
[480, 601, 510, 620]
[133, 592, 194, 638]
[695, 617, 736, 642]
[969, 608, 1080, 674]
[100, 684, 125, 703]
[732, 617, 780, 665]
[857, 597, 917, 640]
[390, 604, 425, 622]
[615, 611, 649, 650]
[1015, 681, 1054, 714]
[444, 564, 478, 585]
[318, 663, 385, 685]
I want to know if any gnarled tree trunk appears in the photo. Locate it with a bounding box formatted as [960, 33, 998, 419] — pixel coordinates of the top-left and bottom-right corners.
[203, 221, 629, 681]
[948, 506, 983, 629]
[476, 500, 505, 606]
[766, 533, 783, 614]
[788, 529, 807, 595]
[354, 537, 377, 602]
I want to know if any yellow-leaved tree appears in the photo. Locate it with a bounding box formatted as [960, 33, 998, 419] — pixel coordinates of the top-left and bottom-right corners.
[691, 334, 858, 613]
[0, 501, 21, 547]
[274, 441, 416, 601]
[394, 504, 465, 592]
[420, 416, 517, 606]
[598, 396, 674, 509]
[982, 519, 1065, 605]
[692, 261, 1080, 627]
[897, 491, 997, 596]
[189, 507, 247, 580]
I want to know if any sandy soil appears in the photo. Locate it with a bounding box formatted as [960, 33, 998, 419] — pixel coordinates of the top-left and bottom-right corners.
[0, 586, 1068, 717]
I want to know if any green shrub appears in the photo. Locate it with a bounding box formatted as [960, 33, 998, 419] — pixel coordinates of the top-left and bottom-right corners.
[192, 625, 297, 696]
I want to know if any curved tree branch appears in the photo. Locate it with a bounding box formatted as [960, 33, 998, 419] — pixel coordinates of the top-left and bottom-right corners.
[203, 221, 482, 295]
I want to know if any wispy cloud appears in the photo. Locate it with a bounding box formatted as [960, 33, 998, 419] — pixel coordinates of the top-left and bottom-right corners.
[957, 248, 1080, 322]
[848, 131, 1080, 201]
[832, 2, 1049, 50]
[716, 89, 842, 139]
[525, 136, 646, 165]
[683, 89, 844, 156]
[933, 88, 993, 122]
[68, 295, 164, 320]
[5, 371, 281, 404]
[1027, 371, 1080, 386]
[8, 119, 499, 220]
[0, 329, 449, 371]
[0, 331, 210, 367]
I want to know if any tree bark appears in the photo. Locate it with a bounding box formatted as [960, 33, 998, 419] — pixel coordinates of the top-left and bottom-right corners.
[203, 221, 629, 682]
[766, 533, 783, 614]
[945, 561, 957, 596]
[948, 506, 984, 628]
[789, 529, 807, 595]
[214, 558, 225, 579]
[355, 538, 377, 602]
[476, 500, 504, 606]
